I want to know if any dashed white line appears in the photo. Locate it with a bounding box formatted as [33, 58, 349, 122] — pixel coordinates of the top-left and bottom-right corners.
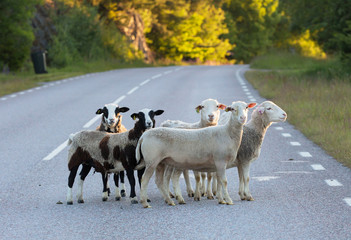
[83, 115, 101, 129]
[1, 97, 7, 101]
[113, 95, 126, 104]
[290, 142, 301, 146]
[282, 133, 292, 137]
[252, 176, 280, 181]
[275, 171, 313, 174]
[325, 179, 343, 187]
[164, 70, 173, 74]
[140, 79, 150, 86]
[299, 152, 312, 157]
[127, 86, 139, 95]
[275, 127, 284, 130]
[43, 140, 69, 161]
[311, 164, 325, 171]
[344, 198, 351, 207]
[10, 94, 17, 98]
[152, 74, 162, 79]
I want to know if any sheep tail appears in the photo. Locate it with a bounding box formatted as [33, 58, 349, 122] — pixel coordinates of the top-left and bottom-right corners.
[135, 136, 145, 170]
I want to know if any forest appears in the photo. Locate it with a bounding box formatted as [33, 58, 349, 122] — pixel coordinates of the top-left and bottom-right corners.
[1, 0, 351, 71]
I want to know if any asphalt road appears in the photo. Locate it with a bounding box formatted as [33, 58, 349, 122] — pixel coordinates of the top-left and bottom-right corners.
[0, 65, 350, 240]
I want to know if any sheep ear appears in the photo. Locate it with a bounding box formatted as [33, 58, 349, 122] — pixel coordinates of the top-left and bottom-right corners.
[247, 103, 257, 109]
[195, 105, 203, 113]
[96, 109, 103, 114]
[154, 110, 164, 116]
[131, 113, 138, 120]
[119, 107, 130, 113]
[218, 104, 226, 110]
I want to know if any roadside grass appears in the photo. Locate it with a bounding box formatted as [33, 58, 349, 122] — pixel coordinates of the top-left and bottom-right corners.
[246, 52, 351, 168]
[0, 59, 151, 97]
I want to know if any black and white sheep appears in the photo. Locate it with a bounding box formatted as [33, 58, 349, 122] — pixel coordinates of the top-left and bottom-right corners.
[135, 101, 256, 208]
[66, 108, 164, 205]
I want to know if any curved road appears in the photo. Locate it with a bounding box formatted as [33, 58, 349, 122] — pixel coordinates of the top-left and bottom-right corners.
[0, 65, 350, 239]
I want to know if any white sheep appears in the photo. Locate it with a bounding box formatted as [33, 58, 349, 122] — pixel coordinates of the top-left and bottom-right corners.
[66, 108, 164, 205]
[135, 101, 256, 208]
[160, 98, 226, 203]
[219, 100, 287, 201]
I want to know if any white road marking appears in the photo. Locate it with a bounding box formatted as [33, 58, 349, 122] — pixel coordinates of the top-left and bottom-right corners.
[35, 87, 41, 90]
[248, 98, 256, 102]
[83, 115, 101, 129]
[113, 95, 126, 104]
[10, 94, 17, 98]
[19, 91, 25, 95]
[243, 89, 249, 92]
[164, 70, 173, 74]
[290, 142, 301, 146]
[275, 171, 313, 174]
[311, 164, 325, 171]
[299, 152, 312, 157]
[245, 92, 251, 95]
[43, 140, 69, 161]
[275, 127, 283, 130]
[140, 79, 150, 86]
[282, 133, 292, 137]
[325, 179, 343, 187]
[344, 198, 351, 207]
[1, 97, 7, 101]
[252, 176, 280, 181]
[127, 86, 139, 95]
[281, 160, 309, 163]
[152, 74, 162, 79]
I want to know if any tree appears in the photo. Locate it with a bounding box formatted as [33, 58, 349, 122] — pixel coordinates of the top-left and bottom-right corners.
[0, 0, 42, 71]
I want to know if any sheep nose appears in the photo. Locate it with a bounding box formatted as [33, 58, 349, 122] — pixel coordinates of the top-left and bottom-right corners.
[240, 116, 246, 123]
[208, 114, 214, 121]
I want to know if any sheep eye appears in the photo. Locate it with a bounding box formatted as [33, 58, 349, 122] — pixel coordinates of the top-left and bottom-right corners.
[267, 107, 272, 110]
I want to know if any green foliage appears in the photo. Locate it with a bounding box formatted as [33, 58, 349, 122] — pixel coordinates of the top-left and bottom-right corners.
[0, 0, 42, 71]
[223, 0, 283, 63]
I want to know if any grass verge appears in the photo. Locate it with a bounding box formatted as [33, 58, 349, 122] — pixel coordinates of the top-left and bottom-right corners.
[246, 52, 351, 168]
[0, 59, 151, 97]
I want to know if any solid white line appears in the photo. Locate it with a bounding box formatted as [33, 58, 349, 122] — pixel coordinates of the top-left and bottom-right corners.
[252, 176, 280, 181]
[281, 160, 309, 163]
[290, 142, 301, 146]
[83, 115, 101, 128]
[152, 74, 162, 79]
[325, 179, 343, 187]
[344, 198, 351, 206]
[43, 140, 69, 161]
[311, 164, 325, 171]
[113, 95, 126, 104]
[140, 79, 150, 86]
[282, 133, 292, 137]
[127, 86, 139, 95]
[299, 152, 312, 157]
[275, 171, 313, 174]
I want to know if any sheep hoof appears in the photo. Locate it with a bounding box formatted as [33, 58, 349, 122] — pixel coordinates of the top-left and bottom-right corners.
[188, 192, 194, 197]
[147, 199, 151, 203]
[194, 197, 201, 201]
[78, 199, 84, 204]
[102, 197, 108, 202]
[67, 201, 73, 205]
[207, 195, 214, 200]
[169, 192, 175, 198]
[168, 202, 176, 206]
[144, 205, 151, 208]
[218, 201, 226, 204]
[226, 202, 234, 205]
[131, 199, 138, 204]
[115, 197, 121, 201]
[247, 197, 254, 201]
[121, 190, 126, 197]
[178, 201, 186, 205]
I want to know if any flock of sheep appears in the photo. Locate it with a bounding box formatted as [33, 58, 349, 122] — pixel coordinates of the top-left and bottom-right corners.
[66, 98, 287, 208]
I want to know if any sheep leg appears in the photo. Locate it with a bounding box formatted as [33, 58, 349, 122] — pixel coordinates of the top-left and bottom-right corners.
[194, 171, 202, 201]
[140, 166, 155, 208]
[216, 174, 224, 204]
[200, 172, 206, 196]
[126, 168, 138, 204]
[67, 165, 79, 205]
[101, 173, 109, 201]
[155, 164, 175, 206]
[183, 170, 194, 197]
[212, 173, 217, 196]
[137, 168, 150, 202]
[172, 169, 185, 204]
[206, 172, 214, 200]
[77, 164, 92, 203]
[119, 171, 126, 197]
[216, 169, 233, 205]
[113, 173, 122, 201]
[242, 163, 254, 201]
[237, 164, 245, 200]
[164, 166, 175, 198]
